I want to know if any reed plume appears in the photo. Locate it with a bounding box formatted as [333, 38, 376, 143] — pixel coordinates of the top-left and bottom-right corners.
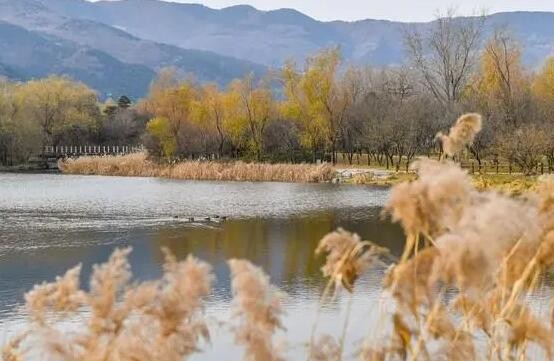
[316, 228, 386, 293]
[378, 112, 554, 360]
[384, 158, 473, 261]
[436, 113, 482, 157]
[228, 259, 285, 361]
[24, 264, 84, 324]
[2, 332, 26, 361]
[309, 334, 340, 361]
[5, 248, 213, 361]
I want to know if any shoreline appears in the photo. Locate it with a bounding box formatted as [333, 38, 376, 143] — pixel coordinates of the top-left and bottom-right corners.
[0, 165, 60, 174]
[9, 153, 542, 194]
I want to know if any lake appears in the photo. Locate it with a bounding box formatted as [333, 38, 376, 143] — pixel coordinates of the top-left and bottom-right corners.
[0, 173, 404, 359]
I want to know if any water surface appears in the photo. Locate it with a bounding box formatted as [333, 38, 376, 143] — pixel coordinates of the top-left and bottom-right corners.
[0, 173, 404, 359]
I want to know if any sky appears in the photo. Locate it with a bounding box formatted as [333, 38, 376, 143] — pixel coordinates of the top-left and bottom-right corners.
[119, 0, 554, 22]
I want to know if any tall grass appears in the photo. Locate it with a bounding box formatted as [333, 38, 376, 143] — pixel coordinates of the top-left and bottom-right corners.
[6, 114, 554, 360]
[59, 153, 335, 183]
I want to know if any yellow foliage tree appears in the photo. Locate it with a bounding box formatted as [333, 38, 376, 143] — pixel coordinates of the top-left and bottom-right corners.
[0, 80, 42, 164]
[281, 48, 355, 163]
[472, 31, 529, 127]
[140, 68, 198, 155]
[532, 57, 554, 109]
[18, 76, 99, 145]
[146, 117, 176, 159]
[225, 74, 274, 161]
[191, 84, 226, 157]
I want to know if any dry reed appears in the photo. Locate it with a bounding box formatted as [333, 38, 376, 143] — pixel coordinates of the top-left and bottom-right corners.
[377, 114, 554, 361]
[7, 247, 213, 361]
[309, 334, 341, 361]
[58, 152, 160, 177]
[59, 153, 335, 183]
[228, 259, 285, 361]
[315, 228, 387, 293]
[436, 113, 482, 157]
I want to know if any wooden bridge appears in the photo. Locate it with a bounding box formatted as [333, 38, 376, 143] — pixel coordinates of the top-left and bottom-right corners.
[42, 145, 143, 158]
[35, 145, 142, 170]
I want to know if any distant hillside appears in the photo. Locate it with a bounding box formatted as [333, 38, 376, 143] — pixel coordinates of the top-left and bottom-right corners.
[33, 0, 554, 67]
[2, 0, 554, 97]
[0, 21, 155, 99]
[0, 0, 266, 97]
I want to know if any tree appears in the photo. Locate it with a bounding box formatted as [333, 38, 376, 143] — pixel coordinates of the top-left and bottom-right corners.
[281, 60, 327, 162]
[533, 57, 554, 104]
[102, 108, 143, 144]
[476, 30, 530, 127]
[546, 124, 554, 172]
[226, 74, 274, 161]
[336, 66, 368, 164]
[18, 76, 100, 146]
[263, 118, 301, 162]
[191, 84, 227, 158]
[117, 95, 132, 109]
[102, 98, 118, 119]
[281, 48, 357, 164]
[0, 80, 41, 165]
[405, 9, 485, 107]
[495, 125, 548, 175]
[145, 117, 176, 159]
[140, 69, 198, 157]
[532, 57, 554, 125]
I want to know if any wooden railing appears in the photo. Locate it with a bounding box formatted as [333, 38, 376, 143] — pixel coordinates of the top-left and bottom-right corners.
[460, 160, 552, 175]
[42, 145, 143, 157]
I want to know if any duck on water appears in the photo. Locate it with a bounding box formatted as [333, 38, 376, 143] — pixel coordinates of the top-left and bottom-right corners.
[172, 215, 227, 223]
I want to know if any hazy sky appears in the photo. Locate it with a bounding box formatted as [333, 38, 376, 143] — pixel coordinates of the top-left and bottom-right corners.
[125, 0, 554, 22]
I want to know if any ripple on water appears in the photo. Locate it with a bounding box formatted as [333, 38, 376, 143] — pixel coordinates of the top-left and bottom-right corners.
[0, 173, 401, 360]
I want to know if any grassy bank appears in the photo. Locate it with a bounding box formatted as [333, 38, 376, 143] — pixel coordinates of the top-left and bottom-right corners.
[59, 153, 335, 183]
[346, 168, 543, 195]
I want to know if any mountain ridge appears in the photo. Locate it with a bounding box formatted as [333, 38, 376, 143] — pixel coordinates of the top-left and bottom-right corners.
[0, 20, 156, 98]
[2, 0, 554, 98]
[0, 0, 266, 98]
[30, 0, 554, 67]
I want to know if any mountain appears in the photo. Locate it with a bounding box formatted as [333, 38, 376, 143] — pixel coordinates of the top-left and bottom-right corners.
[0, 0, 266, 98]
[1, 0, 554, 98]
[32, 0, 352, 67]
[0, 20, 155, 98]
[32, 0, 554, 67]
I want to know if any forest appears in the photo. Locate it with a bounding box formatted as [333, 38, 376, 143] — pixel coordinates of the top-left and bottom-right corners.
[1, 12, 553, 175]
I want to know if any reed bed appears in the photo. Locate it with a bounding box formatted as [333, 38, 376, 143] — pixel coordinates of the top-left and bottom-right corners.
[58, 152, 160, 177]
[59, 153, 335, 183]
[7, 113, 554, 360]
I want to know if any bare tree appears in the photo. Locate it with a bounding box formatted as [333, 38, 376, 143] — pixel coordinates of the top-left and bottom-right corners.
[545, 124, 554, 172]
[481, 29, 530, 127]
[404, 9, 486, 107]
[496, 125, 548, 175]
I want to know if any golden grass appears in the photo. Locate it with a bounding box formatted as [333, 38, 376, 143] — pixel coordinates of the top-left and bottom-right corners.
[348, 171, 417, 187]
[59, 153, 335, 183]
[472, 173, 540, 195]
[348, 168, 542, 195]
[58, 152, 159, 177]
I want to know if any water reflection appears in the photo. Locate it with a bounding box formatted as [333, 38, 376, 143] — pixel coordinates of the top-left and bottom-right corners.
[0, 173, 404, 358]
[0, 212, 403, 311]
